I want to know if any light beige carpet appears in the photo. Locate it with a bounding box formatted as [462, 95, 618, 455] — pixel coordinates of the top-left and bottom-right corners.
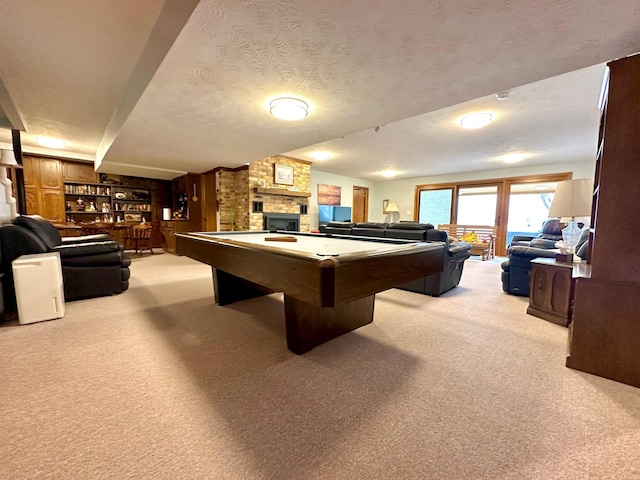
[1, 252, 639, 479]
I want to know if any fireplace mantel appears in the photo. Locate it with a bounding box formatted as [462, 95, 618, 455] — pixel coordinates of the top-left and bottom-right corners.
[253, 187, 310, 198]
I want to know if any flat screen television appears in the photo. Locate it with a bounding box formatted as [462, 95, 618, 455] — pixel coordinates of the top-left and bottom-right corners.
[332, 206, 352, 222]
[318, 205, 352, 224]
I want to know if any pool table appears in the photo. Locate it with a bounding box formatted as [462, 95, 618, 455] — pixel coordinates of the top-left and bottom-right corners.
[176, 231, 444, 354]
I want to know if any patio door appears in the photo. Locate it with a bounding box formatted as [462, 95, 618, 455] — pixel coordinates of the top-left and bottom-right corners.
[416, 173, 573, 257]
[456, 185, 499, 226]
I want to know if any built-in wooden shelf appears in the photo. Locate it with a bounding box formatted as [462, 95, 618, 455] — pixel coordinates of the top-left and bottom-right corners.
[253, 187, 311, 197]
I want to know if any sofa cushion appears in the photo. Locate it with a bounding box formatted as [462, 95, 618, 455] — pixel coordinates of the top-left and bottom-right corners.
[354, 222, 388, 229]
[529, 238, 557, 249]
[388, 222, 434, 230]
[539, 218, 565, 239]
[325, 221, 355, 229]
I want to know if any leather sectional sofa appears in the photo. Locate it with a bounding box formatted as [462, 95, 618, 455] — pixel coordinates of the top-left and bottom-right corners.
[319, 221, 472, 296]
[0, 215, 131, 312]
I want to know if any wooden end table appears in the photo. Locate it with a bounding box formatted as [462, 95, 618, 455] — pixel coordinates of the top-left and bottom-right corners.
[527, 258, 591, 327]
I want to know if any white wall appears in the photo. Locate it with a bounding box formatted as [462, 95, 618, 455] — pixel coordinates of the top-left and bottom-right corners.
[368, 160, 596, 223]
[309, 170, 374, 229]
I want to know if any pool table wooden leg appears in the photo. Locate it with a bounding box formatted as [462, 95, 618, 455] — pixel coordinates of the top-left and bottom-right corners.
[213, 268, 274, 306]
[283, 294, 375, 354]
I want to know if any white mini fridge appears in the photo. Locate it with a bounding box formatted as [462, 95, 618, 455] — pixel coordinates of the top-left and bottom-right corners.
[12, 252, 65, 324]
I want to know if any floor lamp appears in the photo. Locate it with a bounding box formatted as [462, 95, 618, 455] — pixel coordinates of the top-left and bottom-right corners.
[548, 179, 593, 259]
[0, 149, 21, 225]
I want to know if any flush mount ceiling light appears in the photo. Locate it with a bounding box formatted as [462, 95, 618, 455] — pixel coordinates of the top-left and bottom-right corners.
[269, 97, 309, 121]
[381, 170, 397, 178]
[312, 151, 330, 161]
[459, 112, 493, 129]
[37, 137, 66, 148]
[500, 153, 526, 163]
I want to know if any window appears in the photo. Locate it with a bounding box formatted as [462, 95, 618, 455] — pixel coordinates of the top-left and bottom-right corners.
[418, 188, 452, 225]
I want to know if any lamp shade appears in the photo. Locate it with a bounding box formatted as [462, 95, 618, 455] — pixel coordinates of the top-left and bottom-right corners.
[0, 149, 19, 167]
[548, 179, 593, 218]
[385, 202, 400, 213]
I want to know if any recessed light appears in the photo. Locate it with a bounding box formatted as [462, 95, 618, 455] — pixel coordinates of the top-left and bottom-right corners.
[37, 137, 66, 148]
[501, 153, 525, 163]
[268, 96, 309, 121]
[312, 151, 330, 161]
[459, 112, 493, 129]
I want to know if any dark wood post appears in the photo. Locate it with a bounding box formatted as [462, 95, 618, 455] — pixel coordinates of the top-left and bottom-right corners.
[11, 129, 26, 215]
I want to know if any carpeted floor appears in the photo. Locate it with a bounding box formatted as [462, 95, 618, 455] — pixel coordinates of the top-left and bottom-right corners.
[1, 252, 639, 479]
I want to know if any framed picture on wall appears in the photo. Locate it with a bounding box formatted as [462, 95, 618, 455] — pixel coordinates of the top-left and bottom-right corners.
[274, 164, 294, 185]
[382, 199, 389, 213]
[318, 184, 342, 205]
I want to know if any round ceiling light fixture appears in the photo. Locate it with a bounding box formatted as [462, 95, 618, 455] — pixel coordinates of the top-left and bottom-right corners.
[269, 97, 309, 121]
[459, 112, 493, 129]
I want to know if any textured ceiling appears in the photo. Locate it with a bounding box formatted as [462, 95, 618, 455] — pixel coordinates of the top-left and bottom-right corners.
[0, 0, 639, 181]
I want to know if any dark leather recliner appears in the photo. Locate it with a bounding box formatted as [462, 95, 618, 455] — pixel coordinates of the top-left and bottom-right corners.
[382, 222, 472, 296]
[0, 215, 131, 311]
[319, 220, 472, 296]
[509, 218, 568, 248]
[397, 228, 472, 296]
[501, 226, 589, 296]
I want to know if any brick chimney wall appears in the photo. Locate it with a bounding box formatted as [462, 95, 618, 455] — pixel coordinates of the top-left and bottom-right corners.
[217, 156, 311, 232]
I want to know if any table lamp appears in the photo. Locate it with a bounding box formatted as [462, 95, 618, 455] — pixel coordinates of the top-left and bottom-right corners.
[385, 201, 400, 223]
[548, 179, 593, 256]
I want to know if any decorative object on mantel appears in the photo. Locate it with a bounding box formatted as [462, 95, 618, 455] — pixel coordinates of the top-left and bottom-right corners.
[548, 178, 592, 261]
[274, 164, 294, 185]
[318, 184, 341, 205]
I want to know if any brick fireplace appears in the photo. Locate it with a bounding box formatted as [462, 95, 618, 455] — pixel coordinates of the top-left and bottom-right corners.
[216, 156, 311, 232]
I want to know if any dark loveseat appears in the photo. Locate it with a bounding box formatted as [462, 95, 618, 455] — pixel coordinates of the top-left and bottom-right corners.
[320, 221, 472, 296]
[0, 215, 131, 312]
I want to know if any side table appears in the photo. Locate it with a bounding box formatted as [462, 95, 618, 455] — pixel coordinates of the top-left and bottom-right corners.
[527, 258, 591, 327]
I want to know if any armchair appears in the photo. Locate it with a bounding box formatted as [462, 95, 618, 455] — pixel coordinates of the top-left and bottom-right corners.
[396, 227, 472, 296]
[510, 218, 568, 248]
[0, 215, 131, 311]
[501, 227, 589, 296]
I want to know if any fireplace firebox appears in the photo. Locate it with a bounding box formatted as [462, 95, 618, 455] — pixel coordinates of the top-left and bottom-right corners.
[263, 213, 300, 232]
